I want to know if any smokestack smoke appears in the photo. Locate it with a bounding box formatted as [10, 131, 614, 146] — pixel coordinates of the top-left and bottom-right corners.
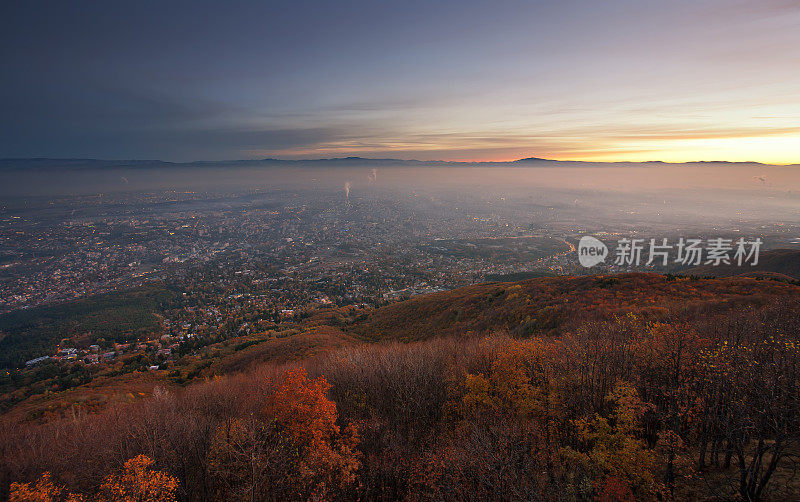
[344, 181, 351, 199]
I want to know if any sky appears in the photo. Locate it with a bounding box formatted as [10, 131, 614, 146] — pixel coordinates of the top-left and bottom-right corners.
[1, 0, 799, 164]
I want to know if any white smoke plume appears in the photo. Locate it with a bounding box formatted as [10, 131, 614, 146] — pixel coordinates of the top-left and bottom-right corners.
[368, 168, 378, 184]
[344, 181, 351, 199]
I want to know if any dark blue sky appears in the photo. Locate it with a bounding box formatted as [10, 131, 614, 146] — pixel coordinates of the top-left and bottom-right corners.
[2, 0, 799, 163]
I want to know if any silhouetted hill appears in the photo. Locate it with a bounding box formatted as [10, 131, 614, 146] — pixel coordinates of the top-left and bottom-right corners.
[683, 248, 800, 279]
[350, 273, 800, 341]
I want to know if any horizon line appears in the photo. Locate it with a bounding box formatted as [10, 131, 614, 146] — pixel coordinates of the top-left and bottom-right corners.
[2, 155, 800, 167]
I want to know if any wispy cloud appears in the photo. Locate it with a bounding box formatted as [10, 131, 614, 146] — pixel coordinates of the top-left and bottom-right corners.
[2, 0, 799, 163]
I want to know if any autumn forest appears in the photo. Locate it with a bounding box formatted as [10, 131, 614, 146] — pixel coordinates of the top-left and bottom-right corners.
[1, 274, 799, 501]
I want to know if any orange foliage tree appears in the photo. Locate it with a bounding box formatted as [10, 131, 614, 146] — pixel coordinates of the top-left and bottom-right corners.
[97, 455, 179, 502]
[209, 367, 359, 501]
[9, 472, 77, 502]
[10, 456, 178, 502]
[269, 368, 360, 493]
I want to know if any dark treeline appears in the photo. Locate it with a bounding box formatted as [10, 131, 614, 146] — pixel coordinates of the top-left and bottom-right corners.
[1, 299, 799, 501]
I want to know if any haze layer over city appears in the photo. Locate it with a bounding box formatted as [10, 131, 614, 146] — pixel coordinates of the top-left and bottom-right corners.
[3, 158, 799, 316]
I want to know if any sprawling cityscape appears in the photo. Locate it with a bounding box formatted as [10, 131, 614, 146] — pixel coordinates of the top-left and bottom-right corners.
[2, 165, 799, 377]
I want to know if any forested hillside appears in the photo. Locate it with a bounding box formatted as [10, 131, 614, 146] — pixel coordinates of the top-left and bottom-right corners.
[351, 273, 800, 340]
[2, 274, 799, 501]
[0, 287, 175, 368]
[684, 248, 800, 280]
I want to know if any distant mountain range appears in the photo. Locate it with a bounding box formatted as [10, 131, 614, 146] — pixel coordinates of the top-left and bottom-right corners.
[1, 156, 798, 170]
